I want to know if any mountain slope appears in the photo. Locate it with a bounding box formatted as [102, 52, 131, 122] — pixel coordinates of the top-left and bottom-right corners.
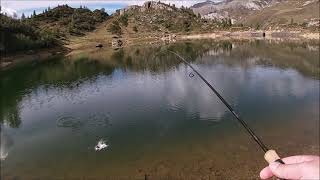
[241, 0, 319, 29]
[191, 0, 319, 29]
[31, 5, 109, 37]
[191, 0, 279, 20]
[0, 5, 109, 55]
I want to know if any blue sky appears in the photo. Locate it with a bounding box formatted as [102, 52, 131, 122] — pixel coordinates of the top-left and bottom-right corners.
[0, 0, 209, 18]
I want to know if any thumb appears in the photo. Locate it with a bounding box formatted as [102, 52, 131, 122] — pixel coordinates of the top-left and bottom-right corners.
[269, 161, 303, 179]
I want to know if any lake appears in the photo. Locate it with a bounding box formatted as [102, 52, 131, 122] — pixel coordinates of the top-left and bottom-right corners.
[1, 40, 319, 179]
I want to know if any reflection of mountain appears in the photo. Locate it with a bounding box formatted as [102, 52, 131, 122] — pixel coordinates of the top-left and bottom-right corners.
[71, 40, 215, 73]
[199, 40, 319, 79]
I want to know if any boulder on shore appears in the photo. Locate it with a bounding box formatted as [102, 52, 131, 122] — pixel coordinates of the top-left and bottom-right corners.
[112, 37, 123, 48]
[96, 43, 103, 48]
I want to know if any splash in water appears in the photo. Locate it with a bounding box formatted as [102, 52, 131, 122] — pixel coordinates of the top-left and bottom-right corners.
[1, 128, 13, 161]
[95, 139, 108, 151]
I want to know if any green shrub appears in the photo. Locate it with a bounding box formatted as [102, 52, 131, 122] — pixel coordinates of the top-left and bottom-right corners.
[133, 26, 138, 32]
[118, 14, 129, 27]
[107, 20, 122, 35]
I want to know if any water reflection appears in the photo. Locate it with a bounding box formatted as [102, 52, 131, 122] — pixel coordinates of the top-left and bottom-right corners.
[0, 40, 319, 178]
[0, 128, 13, 160]
[1, 40, 318, 128]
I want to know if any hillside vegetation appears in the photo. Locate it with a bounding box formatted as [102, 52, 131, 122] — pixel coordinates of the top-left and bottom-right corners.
[67, 1, 235, 54]
[107, 1, 232, 36]
[31, 5, 108, 37]
[0, 14, 58, 54]
[0, 5, 108, 55]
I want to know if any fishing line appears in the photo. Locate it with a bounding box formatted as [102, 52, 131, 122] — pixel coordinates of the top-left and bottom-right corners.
[168, 50, 286, 167]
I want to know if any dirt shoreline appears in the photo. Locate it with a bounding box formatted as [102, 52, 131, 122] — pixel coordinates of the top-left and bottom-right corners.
[178, 30, 319, 40]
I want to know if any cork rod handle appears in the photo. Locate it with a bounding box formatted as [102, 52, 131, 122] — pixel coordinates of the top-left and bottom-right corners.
[264, 150, 286, 180]
[264, 150, 282, 164]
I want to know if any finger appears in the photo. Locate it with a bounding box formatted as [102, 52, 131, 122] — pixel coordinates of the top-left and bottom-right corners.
[282, 155, 317, 164]
[269, 161, 303, 179]
[260, 166, 273, 179]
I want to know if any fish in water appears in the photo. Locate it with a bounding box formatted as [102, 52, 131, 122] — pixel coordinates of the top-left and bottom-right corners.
[95, 139, 108, 151]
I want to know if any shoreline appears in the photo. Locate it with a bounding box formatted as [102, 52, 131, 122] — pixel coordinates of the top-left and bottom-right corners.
[0, 47, 69, 70]
[1, 30, 319, 70]
[178, 30, 319, 40]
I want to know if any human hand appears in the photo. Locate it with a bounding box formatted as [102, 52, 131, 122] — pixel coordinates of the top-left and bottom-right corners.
[260, 155, 319, 180]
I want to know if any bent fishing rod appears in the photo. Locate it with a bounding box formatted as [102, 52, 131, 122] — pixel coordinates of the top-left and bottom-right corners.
[168, 50, 286, 167]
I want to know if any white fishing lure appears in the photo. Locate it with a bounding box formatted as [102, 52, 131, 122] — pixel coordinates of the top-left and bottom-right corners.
[95, 139, 108, 151]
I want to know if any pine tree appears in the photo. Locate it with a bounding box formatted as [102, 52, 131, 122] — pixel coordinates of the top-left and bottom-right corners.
[21, 13, 26, 20]
[228, 18, 232, 27]
[33, 10, 36, 17]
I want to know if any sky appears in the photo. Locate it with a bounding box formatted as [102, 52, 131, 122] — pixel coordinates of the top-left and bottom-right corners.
[0, 0, 212, 18]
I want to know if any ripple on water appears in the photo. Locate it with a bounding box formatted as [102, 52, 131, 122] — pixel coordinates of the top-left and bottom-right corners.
[56, 116, 83, 131]
[56, 113, 111, 132]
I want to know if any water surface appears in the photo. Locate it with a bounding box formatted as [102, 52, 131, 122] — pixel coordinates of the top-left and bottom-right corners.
[1, 40, 319, 179]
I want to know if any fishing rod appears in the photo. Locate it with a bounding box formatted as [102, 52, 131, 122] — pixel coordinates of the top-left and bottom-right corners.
[168, 50, 285, 169]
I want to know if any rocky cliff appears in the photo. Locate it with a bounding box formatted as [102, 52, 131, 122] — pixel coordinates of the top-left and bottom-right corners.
[191, 0, 319, 29]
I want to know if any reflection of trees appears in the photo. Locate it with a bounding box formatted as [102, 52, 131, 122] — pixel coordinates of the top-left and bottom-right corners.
[108, 40, 218, 73]
[0, 128, 13, 160]
[5, 107, 21, 128]
[69, 40, 235, 74]
[0, 56, 114, 128]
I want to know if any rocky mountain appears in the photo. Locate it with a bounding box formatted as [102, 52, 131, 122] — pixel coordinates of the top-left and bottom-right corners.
[191, 0, 279, 20]
[242, 0, 319, 29]
[191, 0, 319, 29]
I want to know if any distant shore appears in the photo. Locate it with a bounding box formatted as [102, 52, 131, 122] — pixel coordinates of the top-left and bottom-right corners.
[179, 30, 319, 40]
[1, 30, 319, 70]
[0, 47, 69, 70]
